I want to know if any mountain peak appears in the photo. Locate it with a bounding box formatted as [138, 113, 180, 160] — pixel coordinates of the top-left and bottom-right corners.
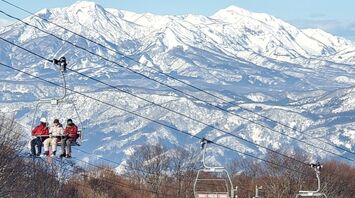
[2, 0, 355, 169]
[211, 5, 258, 23]
[70, 1, 98, 8]
[62, 1, 110, 25]
[68, 1, 105, 12]
[220, 5, 251, 15]
[212, 5, 252, 18]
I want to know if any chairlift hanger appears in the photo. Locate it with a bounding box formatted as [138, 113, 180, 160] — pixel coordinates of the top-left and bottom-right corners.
[194, 138, 238, 198]
[31, 56, 83, 147]
[296, 162, 327, 198]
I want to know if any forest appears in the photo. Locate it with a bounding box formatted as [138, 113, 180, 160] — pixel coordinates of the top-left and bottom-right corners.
[0, 115, 354, 198]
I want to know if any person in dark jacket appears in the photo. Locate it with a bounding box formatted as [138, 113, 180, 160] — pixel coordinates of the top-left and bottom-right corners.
[31, 117, 49, 156]
[60, 119, 78, 158]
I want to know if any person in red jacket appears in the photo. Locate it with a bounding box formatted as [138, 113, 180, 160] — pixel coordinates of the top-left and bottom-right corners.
[31, 117, 49, 156]
[60, 119, 78, 158]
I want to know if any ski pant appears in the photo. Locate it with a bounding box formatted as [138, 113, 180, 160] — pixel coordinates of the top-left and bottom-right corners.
[61, 137, 75, 155]
[43, 137, 58, 152]
[30, 137, 43, 155]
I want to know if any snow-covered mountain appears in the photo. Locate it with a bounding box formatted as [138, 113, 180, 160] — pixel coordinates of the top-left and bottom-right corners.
[0, 1, 354, 166]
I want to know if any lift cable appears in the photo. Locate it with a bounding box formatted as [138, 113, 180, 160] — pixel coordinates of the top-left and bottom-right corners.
[0, 122, 195, 190]
[0, 35, 352, 163]
[0, 0, 352, 156]
[17, 156, 177, 197]
[0, 37, 326, 166]
[0, 61, 314, 176]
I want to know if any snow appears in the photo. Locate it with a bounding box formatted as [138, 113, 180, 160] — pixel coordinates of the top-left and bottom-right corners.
[245, 92, 275, 103]
[302, 28, 353, 48]
[334, 76, 355, 84]
[162, 28, 182, 50]
[0, 1, 354, 167]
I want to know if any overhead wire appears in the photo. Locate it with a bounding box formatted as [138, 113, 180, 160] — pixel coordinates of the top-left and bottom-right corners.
[1, 115, 233, 193]
[0, 36, 322, 166]
[0, 119, 184, 195]
[73, 146, 203, 188]
[0, 0, 352, 156]
[0, 71, 354, 190]
[53, 158, 177, 197]
[0, 61, 314, 176]
[2, 116, 327, 189]
[0, 3, 354, 172]
[1, 74, 319, 196]
[70, 156, 184, 193]
[0, 33, 352, 163]
[0, 9, 352, 161]
[19, 156, 176, 197]
[0, 3, 354, 191]
[0, 105, 197, 179]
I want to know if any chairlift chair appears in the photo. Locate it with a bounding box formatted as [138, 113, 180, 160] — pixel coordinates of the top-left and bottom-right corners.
[296, 162, 327, 198]
[194, 138, 238, 198]
[31, 57, 83, 147]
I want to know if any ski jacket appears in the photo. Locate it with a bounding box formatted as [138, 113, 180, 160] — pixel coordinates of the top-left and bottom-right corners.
[64, 124, 78, 139]
[32, 123, 49, 136]
[49, 124, 64, 137]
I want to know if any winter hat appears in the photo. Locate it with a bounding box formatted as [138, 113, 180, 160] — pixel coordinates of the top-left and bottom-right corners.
[67, 119, 73, 124]
[40, 117, 47, 123]
[53, 119, 60, 124]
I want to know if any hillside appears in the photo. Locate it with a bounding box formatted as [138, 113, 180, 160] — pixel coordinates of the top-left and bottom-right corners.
[0, 1, 354, 166]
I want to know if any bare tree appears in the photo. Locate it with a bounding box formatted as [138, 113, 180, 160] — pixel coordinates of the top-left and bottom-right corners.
[228, 157, 264, 197]
[2, 113, 353, 198]
[321, 161, 355, 198]
[169, 146, 199, 198]
[227, 150, 355, 198]
[126, 144, 171, 197]
[0, 113, 63, 198]
[62, 165, 132, 198]
[0, 114, 30, 197]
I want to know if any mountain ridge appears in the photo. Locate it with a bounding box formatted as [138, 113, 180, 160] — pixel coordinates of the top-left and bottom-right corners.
[0, 1, 354, 166]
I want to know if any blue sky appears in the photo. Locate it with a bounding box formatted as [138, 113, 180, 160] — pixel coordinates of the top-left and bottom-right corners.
[0, 0, 354, 40]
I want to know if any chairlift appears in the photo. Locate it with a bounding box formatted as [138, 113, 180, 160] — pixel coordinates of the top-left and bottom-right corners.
[296, 162, 327, 198]
[31, 57, 84, 147]
[194, 138, 238, 198]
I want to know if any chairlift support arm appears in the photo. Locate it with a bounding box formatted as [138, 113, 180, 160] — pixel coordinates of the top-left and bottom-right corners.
[194, 138, 237, 198]
[295, 162, 327, 198]
[31, 57, 68, 129]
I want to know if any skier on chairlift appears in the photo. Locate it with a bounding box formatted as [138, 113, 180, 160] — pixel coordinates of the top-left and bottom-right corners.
[30, 117, 49, 156]
[43, 119, 64, 157]
[60, 118, 78, 158]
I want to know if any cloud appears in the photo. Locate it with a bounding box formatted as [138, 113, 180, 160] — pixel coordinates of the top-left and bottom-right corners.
[290, 19, 355, 41]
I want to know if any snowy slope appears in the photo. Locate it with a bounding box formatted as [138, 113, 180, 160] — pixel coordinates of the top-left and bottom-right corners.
[0, 1, 354, 166]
